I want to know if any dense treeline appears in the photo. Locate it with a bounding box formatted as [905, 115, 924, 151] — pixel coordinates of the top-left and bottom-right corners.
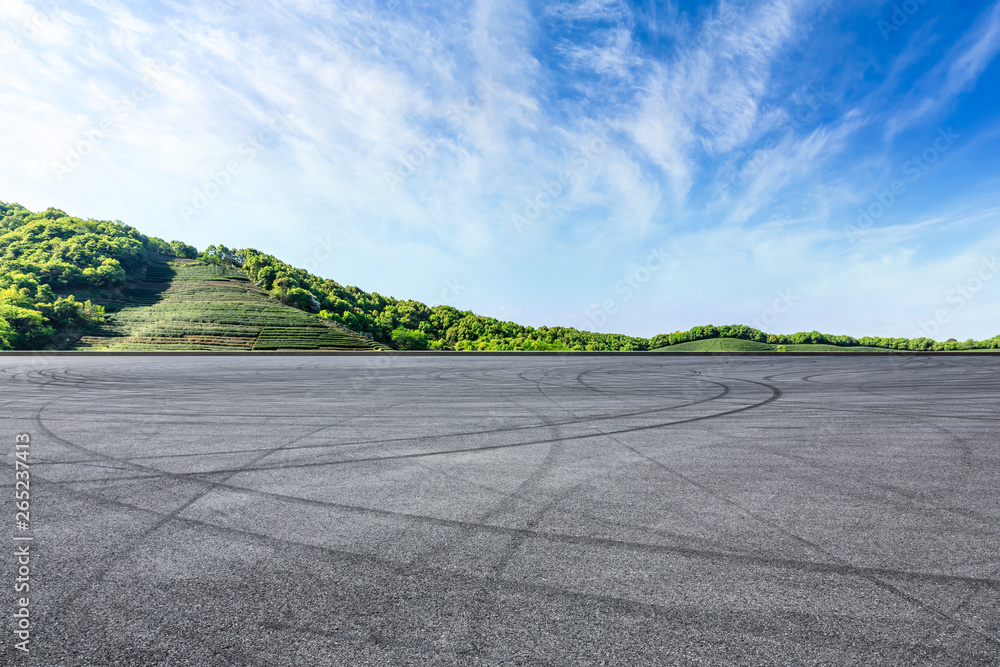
[648, 324, 1000, 351]
[2, 202, 999, 352]
[0, 202, 184, 349]
[212, 247, 1000, 352]
[217, 246, 649, 350]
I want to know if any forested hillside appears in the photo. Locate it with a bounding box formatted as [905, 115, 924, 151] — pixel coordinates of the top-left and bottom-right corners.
[214, 247, 1000, 352]
[2, 202, 999, 352]
[74, 259, 380, 351]
[0, 202, 649, 351]
[229, 246, 648, 350]
[0, 203, 163, 349]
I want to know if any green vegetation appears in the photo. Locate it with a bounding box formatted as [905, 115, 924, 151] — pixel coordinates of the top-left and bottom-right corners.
[77, 260, 378, 351]
[253, 327, 378, 351]
[0, 202, 164, 349]
[653, 338, 888, 352]
[0, 202, 380, 351]
[2, 202, 999, 352]
[648, 324, 1000, 353]
[654, 338, 777, 352]
[223, 246, 650, 351]
[783, 344, 886, 352]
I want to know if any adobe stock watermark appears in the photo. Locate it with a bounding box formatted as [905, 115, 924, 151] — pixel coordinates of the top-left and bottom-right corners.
[301, 235, 340, 276]
[337, 0, 402, 56]
[439, 278, 466, 305]
[878, 0, 932, 40]
[715, 85, 832, 197]
[383, 76, 497, 191]
[383, 135, 445, 191]
[3, 0, 66, 48]
[444, 76, 497, 129]
[51, 66, 164, 180]
[582, 244, 671, 331]
[6, 350, 58, 374]
[844, 127, 959, 244]
[13, 433, 33, 654]
[915, 256, 999, 338]
[511, 127, 612, 233]
[748, 288, 800, 330]
[180, 115, 290, 223]
[694, 0, 750, 48]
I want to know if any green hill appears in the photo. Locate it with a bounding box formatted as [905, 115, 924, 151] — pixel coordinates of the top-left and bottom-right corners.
[782, 343, 887, 352]
[0, 203, 381, 351]
[653, 338, 890, 352]
[3, 201, 1000, 352]
[654, 337, 776, 352]
[647, 324, 999, 353]
[75, 259, 379, 351]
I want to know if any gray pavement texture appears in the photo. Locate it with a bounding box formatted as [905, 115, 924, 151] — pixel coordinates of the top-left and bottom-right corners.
[1, 353, 999, 665]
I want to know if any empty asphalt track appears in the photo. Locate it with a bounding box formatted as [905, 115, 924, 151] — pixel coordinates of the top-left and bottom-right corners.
[2, 353, 999, 665]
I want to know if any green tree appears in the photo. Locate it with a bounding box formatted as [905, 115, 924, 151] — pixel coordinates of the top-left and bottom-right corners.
[391, 327, 430, 350]
[169, 240, 199, 259]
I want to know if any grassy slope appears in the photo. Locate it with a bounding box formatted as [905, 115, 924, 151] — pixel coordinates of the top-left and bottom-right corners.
[653, 338, 891, 352]
[74, 259, 380, 351]
[782, 343, 889, 352]
[654, 338, 774, 352]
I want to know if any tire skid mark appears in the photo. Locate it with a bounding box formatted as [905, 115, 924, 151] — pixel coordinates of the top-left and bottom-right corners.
[34, 408, 336, 622]
[259, 621, 514, 663]
[749, 367, 1000, 524]
[28, 366, 414, 626]
[41, 441, 1000, 590]
[609, 433, 1000, 649]
[638, 370, 1000, 648]
[399, 366, 585, 655]
[40, 373, 733, 467]
[38, 477, 886, 635]
[33, 364, 997, 595]
[17, 356, 1000, 658]
[43, 374, 771, 479]
[403, 369, 574, 557]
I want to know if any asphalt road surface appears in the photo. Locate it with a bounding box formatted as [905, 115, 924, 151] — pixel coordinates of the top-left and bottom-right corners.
[2, 353, 999, 665]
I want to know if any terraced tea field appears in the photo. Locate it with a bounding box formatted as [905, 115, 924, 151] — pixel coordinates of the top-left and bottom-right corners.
[75, 259, 380, 351]
[252, 327, 383, 350]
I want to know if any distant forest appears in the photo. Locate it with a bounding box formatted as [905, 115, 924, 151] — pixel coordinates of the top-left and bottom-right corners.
[2, 202, 999, 351]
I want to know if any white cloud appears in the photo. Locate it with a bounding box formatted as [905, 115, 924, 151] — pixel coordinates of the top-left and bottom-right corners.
[941, 1, 1000, 98]
[886, 0, 1000, 138]
[1, 0, 999, 339]
[622, 0, 804, 206]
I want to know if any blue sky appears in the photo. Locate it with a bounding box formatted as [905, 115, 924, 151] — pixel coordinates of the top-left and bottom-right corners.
[2, 0, 1000, 339]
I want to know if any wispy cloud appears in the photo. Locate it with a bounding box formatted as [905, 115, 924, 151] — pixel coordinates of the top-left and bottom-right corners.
[885, 0, 1000, 138]
[621, 1, 804, 206]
